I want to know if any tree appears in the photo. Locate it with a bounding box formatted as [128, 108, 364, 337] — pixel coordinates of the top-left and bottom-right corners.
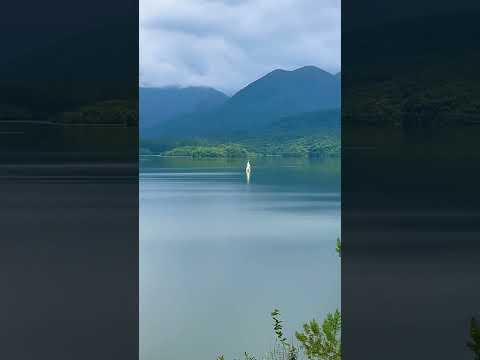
[295, 310, 341, 360]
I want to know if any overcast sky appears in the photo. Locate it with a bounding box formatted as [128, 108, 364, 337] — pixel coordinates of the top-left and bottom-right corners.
[140, 0, 340, 94]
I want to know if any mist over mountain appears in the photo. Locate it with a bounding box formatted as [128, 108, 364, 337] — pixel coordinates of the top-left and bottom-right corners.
[143, 66, 340, 139]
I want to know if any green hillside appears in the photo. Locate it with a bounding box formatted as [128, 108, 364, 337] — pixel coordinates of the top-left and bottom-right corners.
[140, 109, 340, 158]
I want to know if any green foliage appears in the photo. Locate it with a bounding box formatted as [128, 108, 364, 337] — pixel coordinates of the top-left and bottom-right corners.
[467, 316, 480, 360]
[335, 238, 341, 257]
[239, 135, 339, 158]
[271, 309, 298, 360]
[141, 135, 340, 158]
[163, 143, 251, 158]
[271, 309, 289, 346]
[295, 310, 341, 360]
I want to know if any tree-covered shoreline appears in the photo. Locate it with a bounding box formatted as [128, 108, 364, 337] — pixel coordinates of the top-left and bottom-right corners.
[140, 135, 340, 159]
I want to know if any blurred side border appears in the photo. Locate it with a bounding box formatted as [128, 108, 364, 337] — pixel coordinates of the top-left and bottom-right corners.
[342, 2, 480, 359]
[0, 1, 138, 360]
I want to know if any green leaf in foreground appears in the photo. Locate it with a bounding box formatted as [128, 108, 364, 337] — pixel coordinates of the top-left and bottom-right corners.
[270, 309, 298, 360]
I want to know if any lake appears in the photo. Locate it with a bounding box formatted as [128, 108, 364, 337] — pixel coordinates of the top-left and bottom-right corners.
[140, 157, 340, 360]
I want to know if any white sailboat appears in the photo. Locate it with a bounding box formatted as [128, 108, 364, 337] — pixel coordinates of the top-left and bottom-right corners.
[245, 161, 251, 183]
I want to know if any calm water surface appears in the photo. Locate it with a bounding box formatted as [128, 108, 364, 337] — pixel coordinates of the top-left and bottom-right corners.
[140, 157, 340, 360]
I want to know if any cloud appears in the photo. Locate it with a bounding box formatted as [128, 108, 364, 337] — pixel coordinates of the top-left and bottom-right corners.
[140, 0, 340, 93]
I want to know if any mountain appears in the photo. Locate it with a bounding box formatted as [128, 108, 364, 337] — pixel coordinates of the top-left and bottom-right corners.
[223, 65, 340, 119]
[146, 66, 340, 138]
[267, 109, 340, 135]
[140, 86, 228, 136]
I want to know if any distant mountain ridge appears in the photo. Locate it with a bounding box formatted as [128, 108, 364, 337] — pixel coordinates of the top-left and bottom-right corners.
[143, 66, 340, 138]
[140, 86, 228, 136]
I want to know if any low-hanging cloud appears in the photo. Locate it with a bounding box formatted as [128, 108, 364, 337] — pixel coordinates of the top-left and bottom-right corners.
[140, 0, 340, 94]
